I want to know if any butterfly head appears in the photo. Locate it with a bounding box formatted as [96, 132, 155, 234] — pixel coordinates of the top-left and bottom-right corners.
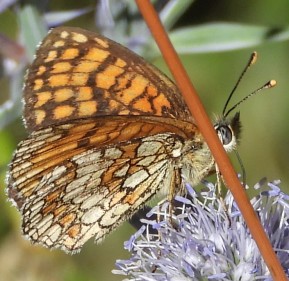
[212, 52, 276, 154]
[214, 112, 241, 153]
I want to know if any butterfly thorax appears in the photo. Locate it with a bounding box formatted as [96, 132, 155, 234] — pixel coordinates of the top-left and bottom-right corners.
[180, 139, 214, 187]
[180, 111, 241, 187]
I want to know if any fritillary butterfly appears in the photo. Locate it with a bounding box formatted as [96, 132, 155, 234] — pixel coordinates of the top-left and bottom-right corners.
[7, 27, 240, 253]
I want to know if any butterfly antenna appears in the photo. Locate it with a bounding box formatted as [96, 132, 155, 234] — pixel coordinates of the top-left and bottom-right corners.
[222, 52, 258, 116]
[224, 79, 276, 118]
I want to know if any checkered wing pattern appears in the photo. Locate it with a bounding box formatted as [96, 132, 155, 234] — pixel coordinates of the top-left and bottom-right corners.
[24, 26, 193, 133]
[7, 27, 202, 253]
[8, 118, 194, 253]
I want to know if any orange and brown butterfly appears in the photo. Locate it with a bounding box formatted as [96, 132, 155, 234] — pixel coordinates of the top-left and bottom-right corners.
[6, 26, 240, 254]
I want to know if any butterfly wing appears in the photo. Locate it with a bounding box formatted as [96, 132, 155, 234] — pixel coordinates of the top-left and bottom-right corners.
[8, 118, 187, 253]
[24, 26, 193, 132]
[7, 27, 200, 253]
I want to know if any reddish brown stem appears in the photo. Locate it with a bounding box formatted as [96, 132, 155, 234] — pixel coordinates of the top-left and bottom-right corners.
[135, 0, 287, 279]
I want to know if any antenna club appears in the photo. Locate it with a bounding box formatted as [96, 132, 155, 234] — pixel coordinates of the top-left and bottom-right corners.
[269, 80, 277, 87]
[251, 51, 258, 65]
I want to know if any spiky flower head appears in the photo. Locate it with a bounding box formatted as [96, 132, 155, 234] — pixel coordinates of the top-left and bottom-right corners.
[114, 179, 289, 280]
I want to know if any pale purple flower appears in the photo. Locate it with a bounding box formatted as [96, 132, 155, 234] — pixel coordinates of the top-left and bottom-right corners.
[113, 179, 289, 280]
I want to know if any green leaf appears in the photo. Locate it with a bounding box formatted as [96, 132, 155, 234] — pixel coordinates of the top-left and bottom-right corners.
[18, 5, 47, 61]
[148, 23, 289, 56]
[160, 0, 195, 30]
[44, 7, 93, 26]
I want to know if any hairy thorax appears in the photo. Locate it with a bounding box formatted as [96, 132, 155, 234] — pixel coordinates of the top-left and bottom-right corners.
[180, 138, 214, 187]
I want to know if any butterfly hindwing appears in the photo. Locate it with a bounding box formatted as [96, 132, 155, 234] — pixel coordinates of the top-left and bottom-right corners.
[8, 118, 188, 253]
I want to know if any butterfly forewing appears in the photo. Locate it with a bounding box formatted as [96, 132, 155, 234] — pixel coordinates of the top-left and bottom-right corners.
[24, 26, 193, 132]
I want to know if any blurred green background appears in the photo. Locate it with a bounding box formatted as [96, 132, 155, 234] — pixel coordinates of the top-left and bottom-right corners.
[1, 0, 289, 280]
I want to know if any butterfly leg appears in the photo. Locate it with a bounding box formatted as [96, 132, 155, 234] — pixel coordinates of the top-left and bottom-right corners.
[215, 163, 222, 195]
[167, 168, 181, 226]
[214, 163, 233, 226]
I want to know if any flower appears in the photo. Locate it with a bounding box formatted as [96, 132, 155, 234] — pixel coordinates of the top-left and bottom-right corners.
[113, 179, 289, 280]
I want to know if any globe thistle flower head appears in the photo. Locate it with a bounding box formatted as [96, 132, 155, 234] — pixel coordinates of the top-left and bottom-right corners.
[113, 179, 289, 280]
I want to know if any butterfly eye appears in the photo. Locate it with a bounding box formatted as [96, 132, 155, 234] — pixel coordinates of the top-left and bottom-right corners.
[216, 125, 233, 146]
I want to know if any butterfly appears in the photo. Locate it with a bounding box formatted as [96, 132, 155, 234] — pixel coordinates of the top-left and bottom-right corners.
[7, 26, 241, 253]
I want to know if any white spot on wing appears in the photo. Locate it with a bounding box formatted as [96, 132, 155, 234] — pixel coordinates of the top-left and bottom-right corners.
[100, 203, 130, 226]
[44, 224, 62, 244]
[81, 193, 108, 210]
[114, 163, 129, 177]
[104, 147, 122, 159]
[123, 170, 149, 188]
[82, 206, 105, 224]
[137, 141, 162, 156]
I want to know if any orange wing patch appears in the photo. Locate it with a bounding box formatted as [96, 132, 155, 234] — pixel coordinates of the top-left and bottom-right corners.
[23, 26, 193, 132]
